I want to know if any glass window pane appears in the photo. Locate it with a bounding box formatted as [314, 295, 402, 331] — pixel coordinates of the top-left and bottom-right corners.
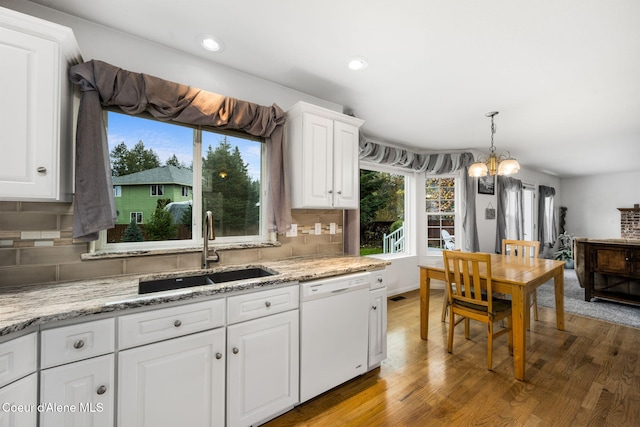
[106, 111, 265, 247]
[201, 132, 262, 237]
[108, 111, 194, 243]
[359, 169, 405, 255]
[426, 177, 456, 252]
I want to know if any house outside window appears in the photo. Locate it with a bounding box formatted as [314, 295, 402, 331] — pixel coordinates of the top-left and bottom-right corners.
[426, 177, 457, 252]
[103, 111, 265, 249]
[113, 185, 121, 197]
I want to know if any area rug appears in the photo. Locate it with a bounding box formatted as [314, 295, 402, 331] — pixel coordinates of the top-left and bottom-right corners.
[535, 268, 640, 329]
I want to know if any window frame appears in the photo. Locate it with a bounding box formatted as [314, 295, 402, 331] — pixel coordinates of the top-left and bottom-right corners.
[95, 111, 270, 253]
[425, 172, 461, 256]
[359, 161, 416, 259]
[130, 212, 143, 224]
[150, 184, 164, 197]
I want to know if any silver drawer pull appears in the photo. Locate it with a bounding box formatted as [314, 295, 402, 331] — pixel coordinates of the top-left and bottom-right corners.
[96, 385, 107, 395]
[37, 167, 47, 174]
[174, 320, 182, 327]
[73, 340, 85, 349]
[215, 352, 222, 360]
[265, 301, 271, 308]
[232, 347, 239, 354]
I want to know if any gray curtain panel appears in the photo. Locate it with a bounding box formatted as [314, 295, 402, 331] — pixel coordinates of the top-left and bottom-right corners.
[495, 176, 524, 253]
[538, 185, 557, 248]
[69, 60, 291, 241]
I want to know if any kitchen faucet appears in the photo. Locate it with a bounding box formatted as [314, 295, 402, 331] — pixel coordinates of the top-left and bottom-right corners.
[202, 210, 219, 268]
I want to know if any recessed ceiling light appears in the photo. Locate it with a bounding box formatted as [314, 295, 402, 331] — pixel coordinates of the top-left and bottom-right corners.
[348, 56, 368, 71]
[196, 34, 225, 52]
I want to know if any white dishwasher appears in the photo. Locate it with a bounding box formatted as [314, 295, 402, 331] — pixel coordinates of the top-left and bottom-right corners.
[299, 272, 370, 403]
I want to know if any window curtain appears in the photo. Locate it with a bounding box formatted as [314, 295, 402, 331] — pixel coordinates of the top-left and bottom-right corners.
[538, 185, 557, 248]
[358, 136, 479, 252]
[495, 176, 524, 253]
[69, 60, 291, 241]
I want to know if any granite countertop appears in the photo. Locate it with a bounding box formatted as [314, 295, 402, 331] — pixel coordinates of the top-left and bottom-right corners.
[0, 255, 390, 337]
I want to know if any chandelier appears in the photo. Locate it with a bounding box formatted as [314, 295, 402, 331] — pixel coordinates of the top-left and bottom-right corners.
[468, 111, 520, 177]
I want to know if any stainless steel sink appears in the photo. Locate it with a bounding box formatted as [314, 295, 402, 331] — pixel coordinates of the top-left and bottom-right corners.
[138, 267, 276, 294]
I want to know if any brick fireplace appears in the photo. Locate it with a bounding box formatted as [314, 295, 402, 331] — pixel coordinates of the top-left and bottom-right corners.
[619, 207, 640, 239]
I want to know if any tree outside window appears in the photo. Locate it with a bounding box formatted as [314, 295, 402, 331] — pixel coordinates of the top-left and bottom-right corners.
[201, 133, 261, 237]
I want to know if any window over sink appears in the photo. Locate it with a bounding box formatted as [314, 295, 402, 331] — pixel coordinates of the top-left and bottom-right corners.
[98, 111, 267, 251]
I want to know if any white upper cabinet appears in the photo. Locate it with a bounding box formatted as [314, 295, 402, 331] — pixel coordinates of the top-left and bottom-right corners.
[0, 7, 81, 202]
[286, 102, 364, 209]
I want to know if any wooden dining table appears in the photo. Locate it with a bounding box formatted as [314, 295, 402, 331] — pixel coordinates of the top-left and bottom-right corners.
[419, 254, 565, 381]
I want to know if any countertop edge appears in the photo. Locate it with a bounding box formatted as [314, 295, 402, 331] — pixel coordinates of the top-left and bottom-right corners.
[1, 256, 390, 338]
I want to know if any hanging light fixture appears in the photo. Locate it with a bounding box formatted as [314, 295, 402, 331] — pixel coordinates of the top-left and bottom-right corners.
[468, 111, 520, 177]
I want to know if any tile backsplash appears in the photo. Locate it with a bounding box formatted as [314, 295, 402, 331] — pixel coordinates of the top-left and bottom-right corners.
[0, 202, 344, 288]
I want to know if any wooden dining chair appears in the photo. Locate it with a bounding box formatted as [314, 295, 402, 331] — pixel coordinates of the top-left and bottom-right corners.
[441, 249, 461, 322]
[502, 239, 540, 322]
[442, 250, 513, 371]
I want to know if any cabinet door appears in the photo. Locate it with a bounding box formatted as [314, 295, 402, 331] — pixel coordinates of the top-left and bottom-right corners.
[332, 121, 360, 209]
[593, 247, 628, 275]
[0, 26, 58, 200]
[118, 328, 225, 427]
[368, 288, 388, 369]
[0, 10, 79, 202]
[227, 310, 299, 427]
[40, 354, 114, 427]
[0, 333, 37, 388]
[301, 113, 334, 208]
[0, 373, 37, 427]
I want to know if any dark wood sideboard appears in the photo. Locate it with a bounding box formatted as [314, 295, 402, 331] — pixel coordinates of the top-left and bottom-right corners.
[577, 238, 640, 305]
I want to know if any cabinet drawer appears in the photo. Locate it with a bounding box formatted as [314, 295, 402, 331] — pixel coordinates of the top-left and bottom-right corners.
[227, 285, 299, 325]
[118, 298, 225, 349]
[370, 270, 386, 290]
[0, 333, 37, 388]
[41, 318, 115, 369]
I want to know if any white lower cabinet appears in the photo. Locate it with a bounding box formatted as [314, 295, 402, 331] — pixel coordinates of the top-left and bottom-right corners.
[227, 310, 299, 427]
[118, 328, 226, 427]
[0, 373, 37, 427]
[40, 354, 114, 427]
[368, 287, 388, 369]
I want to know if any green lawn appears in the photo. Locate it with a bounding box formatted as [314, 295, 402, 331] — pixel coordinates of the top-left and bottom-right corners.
[360, 247, 383, 256]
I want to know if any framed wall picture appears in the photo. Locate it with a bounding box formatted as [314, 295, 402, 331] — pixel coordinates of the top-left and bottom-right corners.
[478, 175, 495, 195]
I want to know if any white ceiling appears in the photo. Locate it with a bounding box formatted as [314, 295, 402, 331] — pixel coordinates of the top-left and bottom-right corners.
[26, 0, 640, 178]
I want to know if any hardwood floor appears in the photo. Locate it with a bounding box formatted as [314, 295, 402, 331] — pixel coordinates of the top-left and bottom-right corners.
[263, 288, 640, 426]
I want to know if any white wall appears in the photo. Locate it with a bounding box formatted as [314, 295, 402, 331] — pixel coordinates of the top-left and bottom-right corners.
[560, 171, 640, 238]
